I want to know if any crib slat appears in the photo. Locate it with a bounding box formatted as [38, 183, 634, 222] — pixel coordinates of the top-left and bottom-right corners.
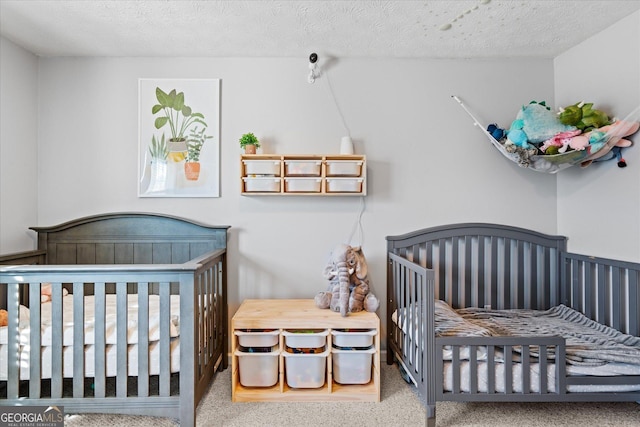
[517, 244, 525, 308]
[530, 244, 538, 309]
[116, 281, 128, 397]
[464, 236, 472, 307]
[452, 346, 460, 394]
[160, 282, 171, 397]
[630, 271, 639, 336]
[597, 263, 606, 323]
[504, 345, 512, 394]
[477, 236, 485, 308]
[542, 248, 551, 308]
[73, 282, 85, 398]
[522, 346, 530, 393]
[138, 282, 150, 397]
[611, 267, 622, 331]
[487, 344, 495, 393]
[503, 239, 512, 308]
[7, 283, 20, 399]
[490, 237, 498, 310]
[51, 282, 64, 398]
[469, 345, 478, 393]
[451, 240, 459, 307]
[28, 283, 42, 397]
[584, 261, 593, 319]
[94, 282, 106, 398]
[539, 345, 548, 394]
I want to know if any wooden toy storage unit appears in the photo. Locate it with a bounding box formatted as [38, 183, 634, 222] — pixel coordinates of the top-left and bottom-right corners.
[231, 299, 381, 402]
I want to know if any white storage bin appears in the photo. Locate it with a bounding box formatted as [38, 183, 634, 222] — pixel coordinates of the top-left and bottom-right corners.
[243, 177, 281, 192]
[332, 346, 376, 384]
[283, 329, 328, 348]
[325, 160, 363, 177]
[325, 178, 363, 193]
[235, 329, 280, 347]
[243, 160, 281, 176]
[235, 346, 280, 387]
[284, 178, 322, 193]
[283, 347, 329, 388]
[284, 160, 322, 176]
[331, 329, 376, 348]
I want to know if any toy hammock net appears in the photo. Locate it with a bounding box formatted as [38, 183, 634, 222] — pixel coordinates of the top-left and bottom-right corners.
[452, 96, 640, 174]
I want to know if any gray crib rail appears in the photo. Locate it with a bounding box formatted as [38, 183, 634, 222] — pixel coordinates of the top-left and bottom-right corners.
[0, 248, 225, 426]
[562, 252, 640, 337]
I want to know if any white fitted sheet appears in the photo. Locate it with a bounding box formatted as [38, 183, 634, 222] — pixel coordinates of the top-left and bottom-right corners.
[1, 294, 181, 380]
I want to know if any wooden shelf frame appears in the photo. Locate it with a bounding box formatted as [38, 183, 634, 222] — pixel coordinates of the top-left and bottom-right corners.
[231, 299, 380, 402]
[240, 154, 367, 196]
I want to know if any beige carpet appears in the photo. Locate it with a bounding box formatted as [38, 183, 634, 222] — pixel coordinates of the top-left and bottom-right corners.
[64, 364, 640, 427]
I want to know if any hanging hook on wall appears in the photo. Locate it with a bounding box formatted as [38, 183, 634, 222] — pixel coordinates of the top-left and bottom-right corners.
[308, 52, 319, 84]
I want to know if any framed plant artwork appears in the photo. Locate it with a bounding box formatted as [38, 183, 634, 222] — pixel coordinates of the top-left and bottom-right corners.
[138, 78, 220, 197]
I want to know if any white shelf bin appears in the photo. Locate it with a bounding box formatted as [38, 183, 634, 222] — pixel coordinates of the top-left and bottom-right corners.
[283, 348, 329, 388]
[325, 160, 363, 177]
[243, 177, 281, 192]
[284, 160, 322, 176]
[325, 178, 364, 193]
[331, 329, 376, 348]
[283, 329, 328, 348]
[243, 160, 281, 176]
[235, 329, 280, 347]
[284, 178, 322, 193]
[332, 346, 376, 385]
[235, 347, 280, 387]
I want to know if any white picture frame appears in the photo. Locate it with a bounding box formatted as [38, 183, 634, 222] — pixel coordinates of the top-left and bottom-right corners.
[138, 78, 220, 197]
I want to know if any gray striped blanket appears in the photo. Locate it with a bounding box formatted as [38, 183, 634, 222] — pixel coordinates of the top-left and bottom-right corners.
[442, 304, 640, 366]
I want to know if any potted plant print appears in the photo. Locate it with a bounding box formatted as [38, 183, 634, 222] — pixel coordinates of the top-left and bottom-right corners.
[152, 87, 208, 162]
[184, 126, 212, 181]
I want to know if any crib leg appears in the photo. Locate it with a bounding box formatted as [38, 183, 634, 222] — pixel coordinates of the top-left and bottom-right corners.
[425, 405, 436, 427]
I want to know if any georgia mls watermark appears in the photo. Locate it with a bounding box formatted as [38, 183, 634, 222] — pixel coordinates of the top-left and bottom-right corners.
[0, 406, 64, 427]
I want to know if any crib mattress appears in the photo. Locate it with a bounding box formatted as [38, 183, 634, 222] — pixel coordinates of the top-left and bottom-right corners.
[1, 294, 181, 380]
[392, 301, 640, 392]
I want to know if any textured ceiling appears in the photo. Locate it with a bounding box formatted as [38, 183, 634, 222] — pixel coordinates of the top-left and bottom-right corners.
[1, 0, 639, 59]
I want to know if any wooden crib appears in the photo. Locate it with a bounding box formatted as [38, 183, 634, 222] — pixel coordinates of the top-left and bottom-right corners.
[0, 212, 229, 426]
[386, 223, 640, 427]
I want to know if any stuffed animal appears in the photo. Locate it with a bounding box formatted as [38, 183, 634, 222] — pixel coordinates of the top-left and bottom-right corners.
[511, 101, 576, 145]
[315, 243, 379, 317]
[40, 282, 68, 302]
[0, 309, 7, 327]
[558, 101, 611, 132]
[580, 119, 639, 167]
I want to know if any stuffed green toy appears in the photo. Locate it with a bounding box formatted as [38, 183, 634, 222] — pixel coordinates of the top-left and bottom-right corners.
[558, 101, 611, 132]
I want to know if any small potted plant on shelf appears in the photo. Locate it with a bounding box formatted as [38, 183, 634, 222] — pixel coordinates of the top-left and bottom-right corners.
[184, 126, 212, 181]
[152, 87, 208, 162]
[239, 132, 260, 154]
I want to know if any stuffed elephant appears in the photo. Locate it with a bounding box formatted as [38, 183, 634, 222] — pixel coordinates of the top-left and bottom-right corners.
[315, 243, 379, 317]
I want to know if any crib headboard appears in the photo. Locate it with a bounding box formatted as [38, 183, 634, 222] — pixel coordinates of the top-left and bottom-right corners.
[386, 223, 567, 311]
[1, 212, 229, 308]
[31, 212, 229, 264]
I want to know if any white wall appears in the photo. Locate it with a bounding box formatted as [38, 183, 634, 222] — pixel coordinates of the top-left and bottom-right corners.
[32, 57, 558, 332]
[555, 11, 640, 261]
[0, 37, 38, 253]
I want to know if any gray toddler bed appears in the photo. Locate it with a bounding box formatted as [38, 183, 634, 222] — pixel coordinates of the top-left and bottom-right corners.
[386, 223, 640, 427]
[0, 212, 229, 426]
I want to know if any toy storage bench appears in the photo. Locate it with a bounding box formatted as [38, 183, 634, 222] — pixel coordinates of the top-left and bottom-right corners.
[231, 299, 380, 402]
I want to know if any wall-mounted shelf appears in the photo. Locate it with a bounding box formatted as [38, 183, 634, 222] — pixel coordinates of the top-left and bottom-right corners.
[241, 154, 366, 196]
